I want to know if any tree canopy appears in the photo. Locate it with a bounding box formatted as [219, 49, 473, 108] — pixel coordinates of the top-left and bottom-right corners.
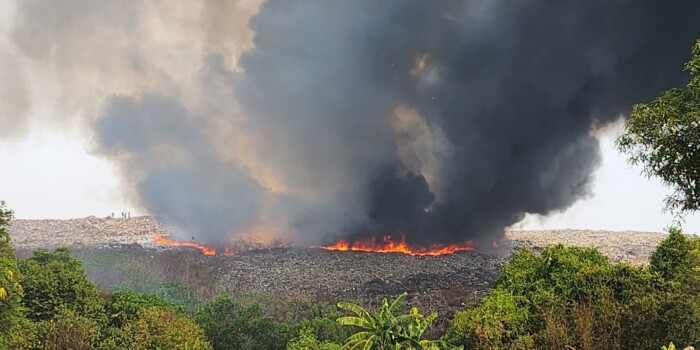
[0, 201, 29, 349]
[18, 247, 105, 322]
[618, 38, 700, 214]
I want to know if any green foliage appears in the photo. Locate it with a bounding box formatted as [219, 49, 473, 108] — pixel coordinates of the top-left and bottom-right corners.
[650, 227, 700, 284]
[18, 247, 105, 322]
[294, 302, 354, 345]
[287, 327, 341, 350]
[447, 231, 700, 349]
[35, 309, 100, 350]
[195, 294, 288, 350]
[105, 290, 183, 329]
[96, 326, 133, 350]
[497, 245, 612, 302]
[0, 201, 15, 260]
[445, 290, 532, 349]
[336, 292, 462, 350]
[0, 201, 31, 349]
[100, 292, 193, 350]
[123, 307, 212, 350]
[617, 38, 700, 213]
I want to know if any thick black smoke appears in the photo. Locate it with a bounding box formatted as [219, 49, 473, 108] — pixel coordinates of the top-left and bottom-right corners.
[235, 0, 700, 245]
[9, 0, 700, 246]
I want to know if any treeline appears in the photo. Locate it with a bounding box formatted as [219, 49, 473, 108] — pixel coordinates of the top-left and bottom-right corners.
[446, 228, 700, 349]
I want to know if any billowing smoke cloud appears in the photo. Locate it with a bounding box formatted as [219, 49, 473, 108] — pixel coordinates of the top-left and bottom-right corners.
[6, 0, 700, 246]
[0, 50, 30, 139]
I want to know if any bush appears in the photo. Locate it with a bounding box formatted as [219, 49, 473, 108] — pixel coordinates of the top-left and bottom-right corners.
[19, 247, 105, 322]
[294, 302, 353, 344]
[650, 228, 700, 284]
[105, 290, 182, 328]
[96, 326, 133, 350]
[123, 307, 212, 350]
[286, 327, 341, 350]
[0, 201, 30, 349]
[36, 309, 101, 350]
[196, 294, 288, 350]
[447, 231, 700, 349]
[445, 290, 531, 349]
[497, 244, 612, 303]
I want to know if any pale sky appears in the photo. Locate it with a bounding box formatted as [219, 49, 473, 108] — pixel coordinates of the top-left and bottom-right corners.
[1, 0, 698, 235]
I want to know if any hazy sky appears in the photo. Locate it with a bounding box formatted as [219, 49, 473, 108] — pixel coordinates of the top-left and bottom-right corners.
[1, 0, 698, 235]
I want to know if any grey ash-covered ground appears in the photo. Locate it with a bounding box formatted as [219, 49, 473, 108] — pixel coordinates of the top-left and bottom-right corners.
[208, 246, 514, 313]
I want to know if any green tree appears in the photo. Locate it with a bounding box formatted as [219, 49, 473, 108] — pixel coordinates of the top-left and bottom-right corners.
[0, 201, 21, 311]
[446, 233, 700, 349]
[445, 290, 532, 350]
[105, 290, 182, 329]
[36, 309, 100, 350]
[617, 38, 700, 213]
[18, 247, 105, 322]
[650, 227, 700, 283]
[336, 292, 461, 350]
[195, 294, 288, 350]
[0, 201, 32, 349]
[295, 302, 354, 345]
[123, 307, 212, 350]
[287, 327, 341, 350]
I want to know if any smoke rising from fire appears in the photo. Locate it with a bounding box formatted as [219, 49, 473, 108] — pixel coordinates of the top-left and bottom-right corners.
[5, 0, 700, 246]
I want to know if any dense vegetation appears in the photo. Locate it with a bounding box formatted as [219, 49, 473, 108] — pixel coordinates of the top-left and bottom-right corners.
[444, 229, 700, 349]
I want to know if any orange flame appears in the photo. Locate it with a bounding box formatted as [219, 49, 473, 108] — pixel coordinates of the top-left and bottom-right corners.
[154, 235, 217, 256]
[314, 235, 476, 256]
[153, 235, 288, 255]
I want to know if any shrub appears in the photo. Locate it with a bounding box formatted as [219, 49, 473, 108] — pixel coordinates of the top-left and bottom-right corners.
[650, 228, 700, 284]
[105, 290, 182, 328]
[196, 294, 288, 350]
[123, 307, 212, 350]
[36, 309, 101, 350]
[445, 290, 531, 349]
[497, 244, 612, 303]
[0, 201, 30, 349]
[294, 302, 353, 344]
[286, 327, 341, 350]
[96, 326, 133, 350]
[18, 247, 105, 322]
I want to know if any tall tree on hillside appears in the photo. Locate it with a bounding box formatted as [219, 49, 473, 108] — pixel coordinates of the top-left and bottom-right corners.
[618, 39, 700, 214]
[19, 247, 105, 322]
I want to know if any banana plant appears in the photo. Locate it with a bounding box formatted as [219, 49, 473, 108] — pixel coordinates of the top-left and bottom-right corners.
[337, 292, 462, 350]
